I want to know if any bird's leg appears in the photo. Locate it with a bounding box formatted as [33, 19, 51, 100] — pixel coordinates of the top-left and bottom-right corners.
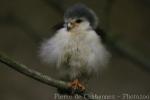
[68, 79, 85, 93]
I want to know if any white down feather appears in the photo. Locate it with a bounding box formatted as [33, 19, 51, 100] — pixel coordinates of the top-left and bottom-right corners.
[39, 27, 110, 80]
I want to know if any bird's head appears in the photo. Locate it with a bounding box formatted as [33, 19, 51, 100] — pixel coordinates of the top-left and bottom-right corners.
[64, 4, 98, 32]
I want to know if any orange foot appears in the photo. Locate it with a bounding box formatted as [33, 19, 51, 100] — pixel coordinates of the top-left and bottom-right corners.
[68, 79, 85, 93]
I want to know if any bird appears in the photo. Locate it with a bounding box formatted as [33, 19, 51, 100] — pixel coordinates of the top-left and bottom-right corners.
[39, 3, 110, 93]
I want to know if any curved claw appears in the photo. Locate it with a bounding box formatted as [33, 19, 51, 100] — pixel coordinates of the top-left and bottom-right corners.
[68, 79, 85, 93]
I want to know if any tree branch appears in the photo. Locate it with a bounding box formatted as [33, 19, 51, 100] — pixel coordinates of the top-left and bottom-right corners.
[0, 52, 68, 89]
[108, 40, 150, 72]
[0, 52, 96, 100]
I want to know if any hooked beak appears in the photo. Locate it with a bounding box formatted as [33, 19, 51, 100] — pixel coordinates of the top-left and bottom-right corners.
[67, 22, 75, 31]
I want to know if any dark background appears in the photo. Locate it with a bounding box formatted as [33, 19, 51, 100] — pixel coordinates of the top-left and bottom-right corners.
[0, 0, 150, 100]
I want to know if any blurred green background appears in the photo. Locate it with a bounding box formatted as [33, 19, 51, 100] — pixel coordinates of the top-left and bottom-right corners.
[0, 0, 150, 100]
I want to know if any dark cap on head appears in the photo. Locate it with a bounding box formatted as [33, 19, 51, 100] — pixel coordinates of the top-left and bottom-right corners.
[64, 3, 98, 29]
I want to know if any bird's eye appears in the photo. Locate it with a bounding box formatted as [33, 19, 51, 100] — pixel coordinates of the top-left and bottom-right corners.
[76, 19, 82, 23]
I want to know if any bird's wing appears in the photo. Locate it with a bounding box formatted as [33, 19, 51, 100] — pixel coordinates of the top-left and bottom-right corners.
[51, 22, 107, 43]
[46, 22, 64, 38]
[52, 21, 64, 32]
[94, 27, 106, 43]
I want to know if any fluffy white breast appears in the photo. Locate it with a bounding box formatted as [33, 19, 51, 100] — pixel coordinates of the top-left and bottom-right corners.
[40, 28, 109, 80]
